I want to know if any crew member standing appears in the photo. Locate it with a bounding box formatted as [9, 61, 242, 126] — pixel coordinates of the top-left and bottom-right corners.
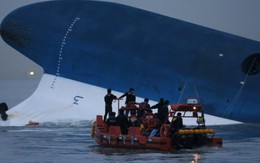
[118, 88, 136, 116]
[104, 89, 117, 121]
[159, 100, 170, 123]
[151, 98, 164, 120]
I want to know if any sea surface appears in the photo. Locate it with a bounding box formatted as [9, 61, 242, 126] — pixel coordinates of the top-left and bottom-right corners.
[0, 122, 260, 163]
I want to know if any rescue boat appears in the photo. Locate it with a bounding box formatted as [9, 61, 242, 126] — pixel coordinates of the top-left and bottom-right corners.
[26, 121, 40, 126]
[92, 99, 222, 151]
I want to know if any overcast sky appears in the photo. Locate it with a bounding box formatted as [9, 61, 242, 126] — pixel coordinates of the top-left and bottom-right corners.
[1, 0, 260, 107]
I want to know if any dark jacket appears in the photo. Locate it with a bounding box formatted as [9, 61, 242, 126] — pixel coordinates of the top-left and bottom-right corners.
[119, 92, 136, 104]
[116, 110, 130, 134]
[170, 116, 183, 132]
[106, 116, 117, 127]
[104, 93, 117, 106]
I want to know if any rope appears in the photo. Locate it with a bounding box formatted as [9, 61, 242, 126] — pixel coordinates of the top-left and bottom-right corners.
[177, 83, 200, 104]
[224, 57, 257, 118]
[193, 84, 200, 103]
[177, 81, 187, 104]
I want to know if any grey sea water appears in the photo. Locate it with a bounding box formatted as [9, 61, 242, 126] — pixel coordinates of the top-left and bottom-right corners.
[0, 122, 260, 163]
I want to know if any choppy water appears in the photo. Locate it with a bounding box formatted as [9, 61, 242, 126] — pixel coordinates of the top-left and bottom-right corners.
[0, 122, 260, 163]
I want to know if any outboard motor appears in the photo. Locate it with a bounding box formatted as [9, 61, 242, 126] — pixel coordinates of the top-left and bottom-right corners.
[0, 102, 8, 121]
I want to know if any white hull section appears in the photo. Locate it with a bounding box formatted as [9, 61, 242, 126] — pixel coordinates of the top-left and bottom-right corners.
[0, 74, 240, 126]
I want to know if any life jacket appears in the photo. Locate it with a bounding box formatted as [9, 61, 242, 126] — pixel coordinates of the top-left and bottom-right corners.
[145, 112, 153, 119]
[129, 114, 138, 123]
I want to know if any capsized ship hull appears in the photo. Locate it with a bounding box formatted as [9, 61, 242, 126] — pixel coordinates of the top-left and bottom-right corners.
[0, 1, 259, 123]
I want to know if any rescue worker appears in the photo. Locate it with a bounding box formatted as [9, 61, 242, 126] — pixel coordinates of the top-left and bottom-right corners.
[151, 98, 164, 117]
[170, 112, 184, 146]
[170, 112, 184, 134]
[116, 109, 130, 134]
[197, 116, 206, 128]
[128, 110, 138, 126]
[118, 88, 136, 116]
[104, 88, 117, 121]
[106, 112, 117, 127]
[158, 100, 170, 123]
[138, 98, 150, 119]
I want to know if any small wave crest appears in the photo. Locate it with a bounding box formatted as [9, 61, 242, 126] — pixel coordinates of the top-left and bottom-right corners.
[39, 120, 94, 128]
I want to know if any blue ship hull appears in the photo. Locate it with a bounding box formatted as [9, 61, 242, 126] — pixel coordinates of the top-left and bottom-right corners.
[0, 1, 259, 123]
